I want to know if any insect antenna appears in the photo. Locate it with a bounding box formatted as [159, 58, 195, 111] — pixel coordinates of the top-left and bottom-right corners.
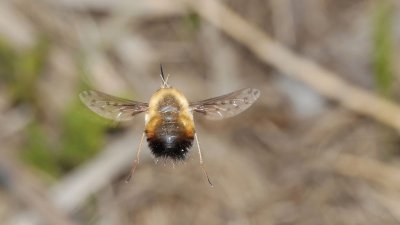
[195, 133, 214, 187]
[159, 64, 170, 88]
[160, 63, 165, 80]
[125, 132, 146, 183]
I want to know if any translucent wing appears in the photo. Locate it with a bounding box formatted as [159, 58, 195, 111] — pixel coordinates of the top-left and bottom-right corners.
[79, 90, 148, 121]
[190, 88, 260, 120]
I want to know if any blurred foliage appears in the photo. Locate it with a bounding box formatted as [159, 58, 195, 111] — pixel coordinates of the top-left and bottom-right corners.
[21, 91, 109, 178]
[22, 122, 61, 177]
[0, 37, 49, 105]
[58, 94, 109, 172]
[0, 38, 109, 178]
[373, 0, 394, 97]
[21, 86, 110, 178]
[183, 11, 201, 34]
[0, 38, 17, 82]
[22, 92, 109, 177]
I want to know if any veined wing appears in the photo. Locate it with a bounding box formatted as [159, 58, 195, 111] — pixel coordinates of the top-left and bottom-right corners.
[79, 90, 148, 121]
[190, 88, 260, 120]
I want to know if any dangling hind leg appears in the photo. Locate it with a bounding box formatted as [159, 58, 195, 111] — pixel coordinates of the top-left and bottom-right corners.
[195, 133, 213, 187]
[125, 132, 145, 183]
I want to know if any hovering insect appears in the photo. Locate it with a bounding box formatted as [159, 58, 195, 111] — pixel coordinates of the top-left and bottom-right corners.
[79, 65, 260, 186]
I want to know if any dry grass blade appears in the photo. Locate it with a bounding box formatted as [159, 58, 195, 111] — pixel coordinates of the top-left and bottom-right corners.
[0, 151, 77, 225]
[334, 154, 400, 191]
[50, 128, 149, 212]
[181, 0, 400, 133]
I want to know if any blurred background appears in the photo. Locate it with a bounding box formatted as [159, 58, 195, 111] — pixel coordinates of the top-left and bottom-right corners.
[1, 0, 400, 224]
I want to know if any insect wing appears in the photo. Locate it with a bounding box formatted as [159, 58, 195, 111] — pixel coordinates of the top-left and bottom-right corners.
[79, 90, 148, 121]
[190, 88, 260, 120]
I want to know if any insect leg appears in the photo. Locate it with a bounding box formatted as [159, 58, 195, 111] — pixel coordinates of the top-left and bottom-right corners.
[195, 133, 213, 187]
[125, 132, 145, 183]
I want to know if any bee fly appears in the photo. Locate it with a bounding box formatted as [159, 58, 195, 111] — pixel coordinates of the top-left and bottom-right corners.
[79, 65, 260, 186]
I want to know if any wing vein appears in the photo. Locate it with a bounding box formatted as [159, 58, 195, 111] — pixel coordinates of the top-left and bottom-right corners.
[79, 90, 148, 121]
[190, 88, 260, 120]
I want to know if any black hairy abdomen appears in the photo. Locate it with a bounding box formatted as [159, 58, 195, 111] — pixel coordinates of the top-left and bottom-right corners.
[146, 122, 193, 160]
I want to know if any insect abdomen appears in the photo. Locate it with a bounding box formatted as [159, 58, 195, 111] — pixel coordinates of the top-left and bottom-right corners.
[146, 121, 193, 160]
[145, 89, 195, 160]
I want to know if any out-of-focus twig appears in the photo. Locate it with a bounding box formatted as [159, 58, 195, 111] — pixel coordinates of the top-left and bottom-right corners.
[269, 0, 296, 46]
[50, 128, 149, 212]
[334, 154, 400, 221]
[334, 154, 400, 191]
[0, 151, 77, 225]
[0, 107, 32, 140]
[50, 0, 184, 18]
[0, 1, 36, 49]
[9, 128, 150, 225]
[181, 0, 400, 133]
